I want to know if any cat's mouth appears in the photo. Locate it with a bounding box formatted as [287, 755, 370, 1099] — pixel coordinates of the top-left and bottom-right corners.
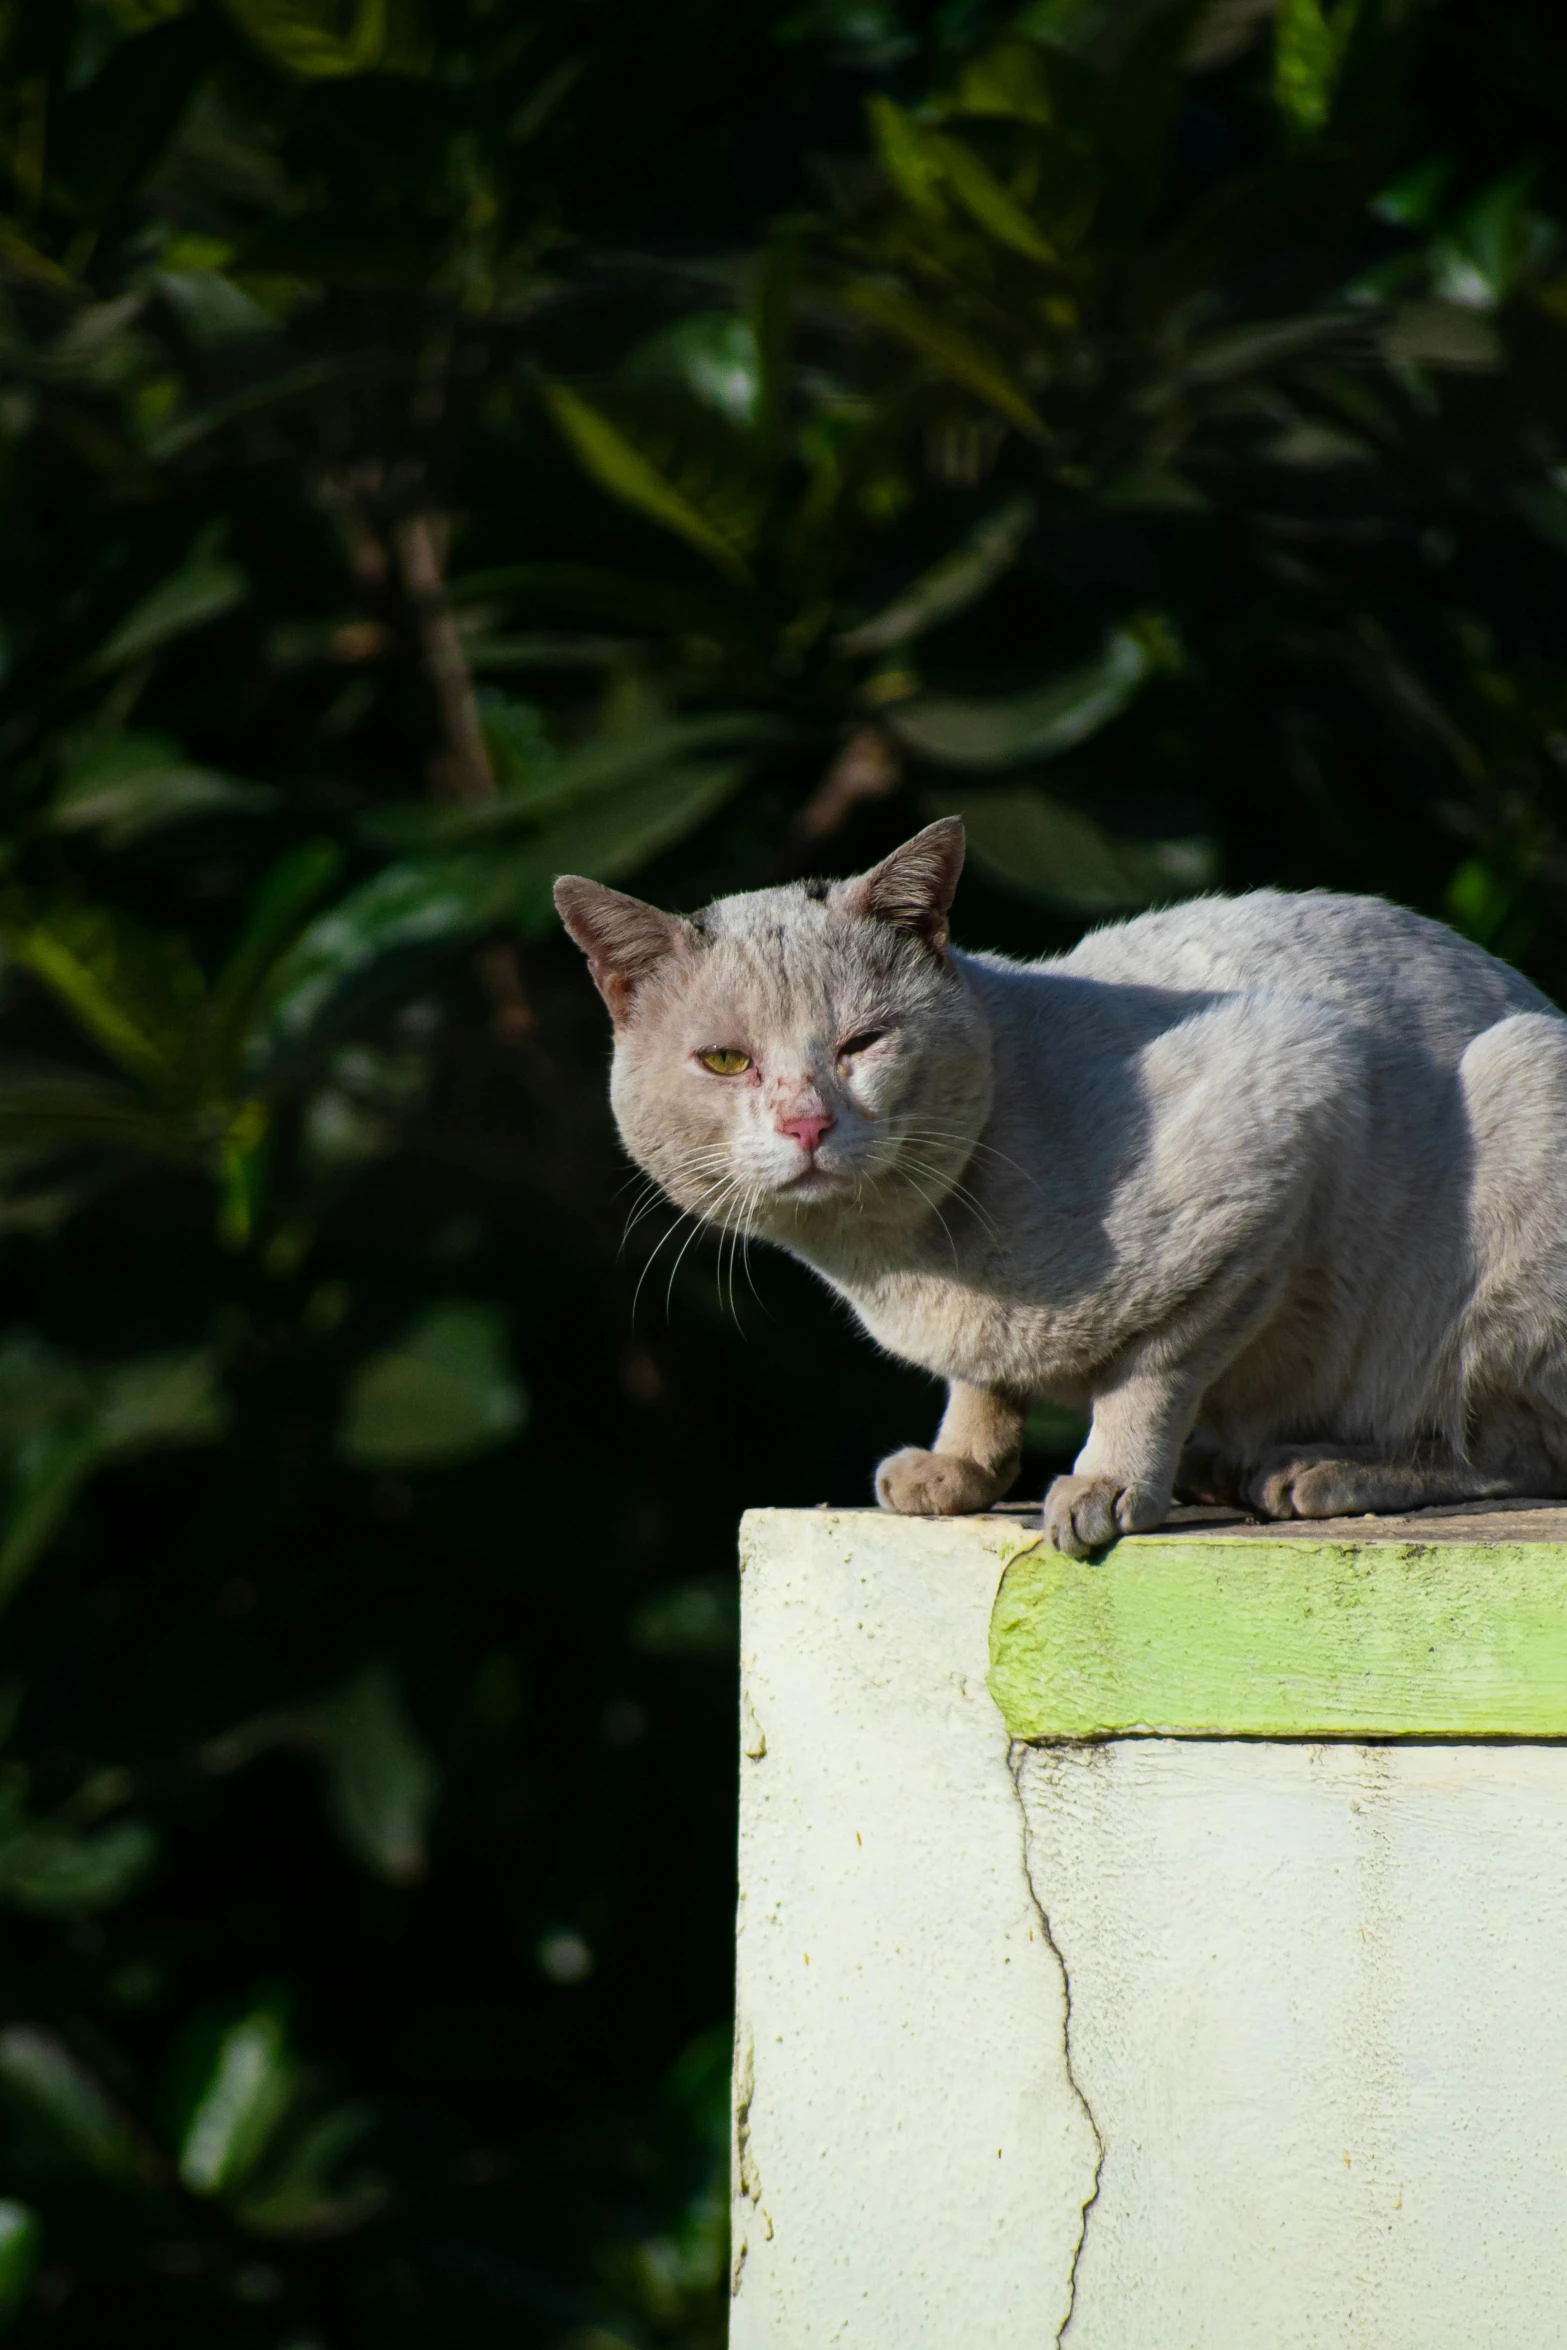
[776, 1161, 848, 1201]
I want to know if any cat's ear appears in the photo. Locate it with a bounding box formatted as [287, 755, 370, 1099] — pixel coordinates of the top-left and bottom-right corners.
[554, 876, 696, 1022]
[839, 818, 965, 953]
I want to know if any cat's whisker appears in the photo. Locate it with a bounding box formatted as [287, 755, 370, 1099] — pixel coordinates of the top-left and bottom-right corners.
[620, 1176, 676, 1252]
[621, 1153, 726, 1248]
[713, 1187, 745, 1332]
[894, 1158, 1004, 1244]
[898, 1168, 962, 1270]
[629, 1165, 737, 1320]
[896, 1125, 1046, 1197]
[631, 1206, 697, 1324]
[725, 1193, 757, 1334]
[740, 1217, 770, 1317]
[624, 1149, 736, 1248]
[666, 1179, 737, 1319]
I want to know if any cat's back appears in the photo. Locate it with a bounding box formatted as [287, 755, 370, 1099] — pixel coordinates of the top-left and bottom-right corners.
[1047, 887, 1553, 1057]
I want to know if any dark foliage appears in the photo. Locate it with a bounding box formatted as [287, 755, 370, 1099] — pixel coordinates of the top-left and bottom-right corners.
[0, 0, 1565, 2339]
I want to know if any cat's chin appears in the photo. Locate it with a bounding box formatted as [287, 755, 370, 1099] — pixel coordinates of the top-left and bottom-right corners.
[775, 1165, 849, 1203]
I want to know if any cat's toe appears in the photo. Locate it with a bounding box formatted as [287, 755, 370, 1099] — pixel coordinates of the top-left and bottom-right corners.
[1249, 1459, 1300, 1519]
[1044, 1475, 1164, 1557]
[875, 1447, 997, 1516]
[1247, 1448, 1356, 1519]
[1284, 1459, 1370, 1518]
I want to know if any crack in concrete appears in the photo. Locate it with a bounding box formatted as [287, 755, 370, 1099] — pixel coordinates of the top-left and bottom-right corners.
[1008, 1739, 1105, 2347]
[731, 2015, 759, 2298]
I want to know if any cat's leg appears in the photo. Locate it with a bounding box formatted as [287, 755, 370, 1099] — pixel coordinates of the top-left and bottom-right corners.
[1049, 1267, 1299, 1553]
[875, 1382, 1025, 1516]
[1046, 1358, 1207, 1557]
[1247, 1444, 1538, 1521]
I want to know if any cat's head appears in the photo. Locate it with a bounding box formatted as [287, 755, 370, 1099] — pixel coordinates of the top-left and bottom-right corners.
[554, 820, 992, 1248]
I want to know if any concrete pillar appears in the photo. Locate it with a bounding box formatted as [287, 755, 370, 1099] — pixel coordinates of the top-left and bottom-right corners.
[731, 1503, 1567, 2348]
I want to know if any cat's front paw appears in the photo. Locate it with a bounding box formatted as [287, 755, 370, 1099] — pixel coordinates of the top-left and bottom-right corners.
[1044, 1474, 1166, 1558]
[875, 1448, 1004, 1516]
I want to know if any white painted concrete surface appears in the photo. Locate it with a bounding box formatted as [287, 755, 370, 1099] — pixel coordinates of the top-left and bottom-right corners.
[1017, 1739, 1567, 2349]
[734, 1509, 1567, 2347]
[730, 1509, 1097, 2345]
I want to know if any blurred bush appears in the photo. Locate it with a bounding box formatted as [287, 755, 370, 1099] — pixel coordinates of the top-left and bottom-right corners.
[0, 0, 1566, 2339]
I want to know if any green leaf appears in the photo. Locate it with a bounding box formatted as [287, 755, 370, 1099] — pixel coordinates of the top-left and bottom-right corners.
[1432, 165, 1551, 309]
[0, 1337, 227, 1612]
[0, 1817, 158, 1919]
[52, 15, 215, 231]
[1273, 0, 1362, 135]
[1015, 0, 1168, 64]
[627, 314, 761, 428]
[0, 1072, 194, 1165]
[1443, 856, 1537, 962]
[249, 852, 532, 1064]
[867, 95, 951, 216]
[338, 1303, 525, 1471]
[929, 132, 1059, 265]
[0, 217, 76, 290]
[144, 357, 359, 461]
[836, 280, 1045, 438]
[2, 903, 206, 1088]
[1381, 300, 1501, 370]
[628, 1576, 738, 1658]
[90, 545, 247, 671]
[1371, 154, 1455, 229]
[0, 2025, 151, 2185]
[0, 1429, 102, 1614]
[543, 385, 756, 579]
[930, 783, 1216, 909]
[1147, 310, 1360, 403]
[155, 265, 275, 345]
[749, 223, 802, 452]
[888, 623, 1159, 767]
[221, 0, 391, 77]
[232, 2102, 385, 2237]
[177, 2005, 296, 2195]
[95, 1349, 228, 1452]
[1025, 1399, 1090, 1455]
[1099, 463, 1210, 512]
[447, 563, 745, 644]
[838, 497, 1035, 653]
[509, 757, 751, 924]
[323, 1662, 438, 1884]
[944, 35, 1056, 124]
[0, 1336, 93, 1447]
[478, 694, 555, 789]
[49, 733, 275, 847]
[364, 714, 782, 850]
[0, 2201, 42, 2326]
[212, 841, 345, 1028]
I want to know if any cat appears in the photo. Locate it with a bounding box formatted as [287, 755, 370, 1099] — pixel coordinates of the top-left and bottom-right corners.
[555, 818, 1567, 1556]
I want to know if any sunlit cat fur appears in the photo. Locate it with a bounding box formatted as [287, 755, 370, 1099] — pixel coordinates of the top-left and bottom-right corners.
[556, 820, 1567, 1556]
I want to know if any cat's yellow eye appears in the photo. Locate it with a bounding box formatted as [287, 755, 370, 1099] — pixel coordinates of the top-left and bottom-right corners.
[699, 1048, 752, 1076]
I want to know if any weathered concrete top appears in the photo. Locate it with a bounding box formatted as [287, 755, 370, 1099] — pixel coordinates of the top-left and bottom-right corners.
[988, 1496, 1567, 1545]
[775, 1501, 1567, 1745]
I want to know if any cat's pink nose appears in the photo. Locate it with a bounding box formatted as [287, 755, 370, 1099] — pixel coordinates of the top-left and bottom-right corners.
[779, 1110, 834, 1155]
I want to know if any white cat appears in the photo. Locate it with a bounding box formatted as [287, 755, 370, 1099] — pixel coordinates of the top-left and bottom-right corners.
[556, 819, 1567, 1555]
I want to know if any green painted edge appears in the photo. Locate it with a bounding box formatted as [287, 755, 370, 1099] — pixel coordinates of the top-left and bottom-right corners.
[987, 1535, 1567, 1741]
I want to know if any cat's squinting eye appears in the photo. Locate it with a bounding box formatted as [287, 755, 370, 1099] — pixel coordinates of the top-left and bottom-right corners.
[698, 1048, 752, 1076]
[838, 1028, 887, 1059]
